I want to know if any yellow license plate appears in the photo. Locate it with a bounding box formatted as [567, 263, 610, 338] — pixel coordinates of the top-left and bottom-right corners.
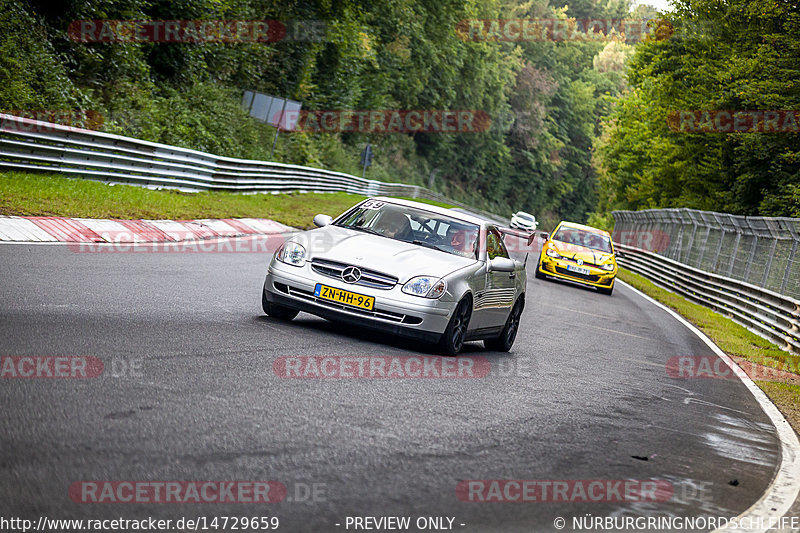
[314, 284, 374, 310]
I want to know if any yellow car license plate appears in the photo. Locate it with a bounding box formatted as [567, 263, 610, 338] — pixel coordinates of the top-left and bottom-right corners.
[566, 264, 591, 275]
[314, 284, 375, 310]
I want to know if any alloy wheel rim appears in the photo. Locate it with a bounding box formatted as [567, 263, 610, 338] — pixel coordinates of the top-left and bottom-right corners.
[505, 306, 521, 343]
[452, 304, 468, 349]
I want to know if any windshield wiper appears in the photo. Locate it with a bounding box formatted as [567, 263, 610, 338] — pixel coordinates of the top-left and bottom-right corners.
[342, 225, 382, 236]
[411, 240, 448, 253]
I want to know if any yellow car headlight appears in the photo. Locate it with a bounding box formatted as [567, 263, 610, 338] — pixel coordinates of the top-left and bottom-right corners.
[601, 263, 615, 271]
[546, 248, 561, 259]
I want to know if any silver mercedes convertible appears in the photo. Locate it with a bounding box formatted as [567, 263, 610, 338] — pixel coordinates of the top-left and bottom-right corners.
[261, 197, 527, 354]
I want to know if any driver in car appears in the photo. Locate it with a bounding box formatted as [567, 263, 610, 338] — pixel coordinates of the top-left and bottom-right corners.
[376, 209, 413, 240]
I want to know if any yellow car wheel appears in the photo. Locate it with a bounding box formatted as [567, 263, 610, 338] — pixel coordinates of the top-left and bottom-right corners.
[597, 280, 614, 296]
[535, 260, 547, 280]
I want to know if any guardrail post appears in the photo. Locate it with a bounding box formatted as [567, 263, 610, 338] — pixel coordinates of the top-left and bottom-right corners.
[696, 226, 711, 268]
[782, 239, 798, 294]
[761, 238, 778, 288]
[727, 232, 742, 277]
[744, 235, 758, 281]
[671, 223, 684, 262]
[684, 221, 698, 264]
[712, 223, 725, 273]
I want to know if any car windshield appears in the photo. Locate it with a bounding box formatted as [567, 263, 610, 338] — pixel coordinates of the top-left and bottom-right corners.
[335, 200, 479, 258]
[552, 227, 612, 253]
[517, 213, 534, 221]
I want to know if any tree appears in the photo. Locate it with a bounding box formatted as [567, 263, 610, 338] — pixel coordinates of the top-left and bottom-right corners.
[595, 0, 800, 216]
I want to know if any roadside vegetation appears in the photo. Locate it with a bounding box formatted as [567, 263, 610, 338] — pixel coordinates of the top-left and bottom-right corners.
[1, 0, 797, 221]
[757, 382, 800, 434]
[1, 0, 651, 224]
[0, 172, 457, 226]
[594, 0, 800, 217]
[618, 267, 800, 432]
[0, 172, 365, 228]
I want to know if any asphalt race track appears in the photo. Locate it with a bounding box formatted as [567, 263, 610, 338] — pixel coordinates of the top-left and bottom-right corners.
[0, 241, 782, 532]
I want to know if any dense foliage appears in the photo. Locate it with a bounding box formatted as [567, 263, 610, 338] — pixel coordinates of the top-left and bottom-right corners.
[595, 0, 800, 217]
[1, 0, 634, 224]
[7, 0, 793, 220]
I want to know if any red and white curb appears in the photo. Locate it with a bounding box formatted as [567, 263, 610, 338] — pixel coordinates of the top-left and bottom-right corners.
[0, 215, 292, 244]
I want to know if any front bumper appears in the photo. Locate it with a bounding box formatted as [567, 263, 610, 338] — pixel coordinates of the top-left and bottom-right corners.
[538, 254, 616, 288]
[263, 258, 456, 343]
[510, 219, 536, 231]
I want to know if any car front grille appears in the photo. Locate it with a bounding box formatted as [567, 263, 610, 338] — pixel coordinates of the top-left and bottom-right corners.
[272, 282, 422, 324]
[311, 259, 398, 290]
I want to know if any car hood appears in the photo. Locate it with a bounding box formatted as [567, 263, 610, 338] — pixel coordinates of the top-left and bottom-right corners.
[293, 226, 478, 282]
[550, 242, 614, 265]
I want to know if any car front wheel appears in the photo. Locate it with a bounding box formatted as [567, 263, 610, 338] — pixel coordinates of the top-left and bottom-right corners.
[535, 261, 546, 280]
[262, 288, 299, 320]
[439, 297, 472, 355]
[484, 298, 523, 352]
[597, 282, 614, 296]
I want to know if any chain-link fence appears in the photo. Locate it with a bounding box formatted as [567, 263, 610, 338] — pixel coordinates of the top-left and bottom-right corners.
[612, 208, 800, 300]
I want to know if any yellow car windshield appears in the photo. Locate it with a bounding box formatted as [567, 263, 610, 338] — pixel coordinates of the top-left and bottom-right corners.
[552, 227, 612, 253]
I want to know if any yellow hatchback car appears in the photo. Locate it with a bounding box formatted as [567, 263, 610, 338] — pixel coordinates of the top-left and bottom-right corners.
[535, 221, 617, 295]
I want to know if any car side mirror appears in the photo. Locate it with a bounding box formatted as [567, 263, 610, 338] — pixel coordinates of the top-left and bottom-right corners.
[313, 214, 332, 227]
[489, 257, 516, 272]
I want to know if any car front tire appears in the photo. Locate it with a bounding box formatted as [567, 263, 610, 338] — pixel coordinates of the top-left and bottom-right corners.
[535, 261, 546, 280]
[597, 281, 614, 296]
[484, 298, 523, 352]
[262, 288, 300, 320]
[439, 297, 472, 355]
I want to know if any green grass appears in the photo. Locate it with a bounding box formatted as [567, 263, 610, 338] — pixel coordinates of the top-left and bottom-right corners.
[756, 382, 800, 434]
[0, 172, 462, 227]
[394, 197, 457, 209]
[0, 172, 366, 228]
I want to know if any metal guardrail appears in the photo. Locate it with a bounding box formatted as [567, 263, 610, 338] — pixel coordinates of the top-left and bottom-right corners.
[0, 113, 507, 225]
[615, 242, 800, 355]
[612, 208, 800, 301]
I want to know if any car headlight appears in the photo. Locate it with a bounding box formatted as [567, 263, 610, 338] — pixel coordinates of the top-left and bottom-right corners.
[546, 248, 561, 259]
[601, 263, 615, 271]
[402, 276, 447, 299]
[276, 241, 306, 266]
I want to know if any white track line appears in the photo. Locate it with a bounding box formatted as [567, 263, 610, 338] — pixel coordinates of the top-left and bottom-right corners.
[618, 279, 800, 532]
